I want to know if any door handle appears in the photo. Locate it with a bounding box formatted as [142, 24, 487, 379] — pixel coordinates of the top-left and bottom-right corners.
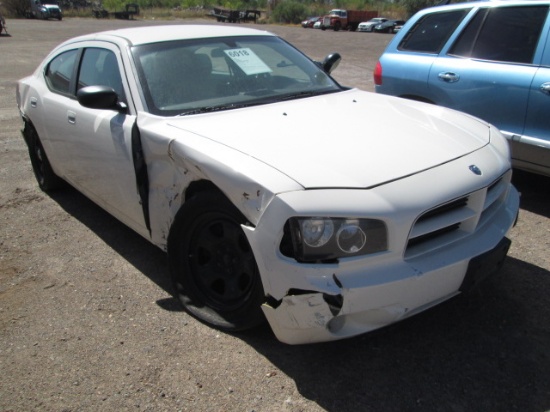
[67, 111, 76, 124]
[540, 82, 550, 95]
[438, 72, 460, 83]
[30, 97, 38, 108]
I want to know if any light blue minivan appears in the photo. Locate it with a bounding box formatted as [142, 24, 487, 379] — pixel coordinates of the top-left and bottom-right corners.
[375, 1, 550, 177]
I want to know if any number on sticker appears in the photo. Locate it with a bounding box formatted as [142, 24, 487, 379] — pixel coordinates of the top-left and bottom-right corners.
[227, 50, 250, 58]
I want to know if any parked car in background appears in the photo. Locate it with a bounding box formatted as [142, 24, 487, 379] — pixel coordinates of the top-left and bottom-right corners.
[17, 25, 519, 345]
[25, 0, 62, 20]
[313, 20, 322, 29]
[358, 17, 388, 32]
[375, 0, 550, 177]
[393, 22, 404, 33]
[374, 19, 406, 33]
[301, 16, 320, 28]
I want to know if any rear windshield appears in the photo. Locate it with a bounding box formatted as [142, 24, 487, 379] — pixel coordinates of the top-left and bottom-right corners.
[398, 9, 470, 54]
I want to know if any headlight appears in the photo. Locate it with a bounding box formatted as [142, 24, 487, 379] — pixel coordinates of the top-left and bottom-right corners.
[283, 217, 388, 262]
[301, 218, 334, 247]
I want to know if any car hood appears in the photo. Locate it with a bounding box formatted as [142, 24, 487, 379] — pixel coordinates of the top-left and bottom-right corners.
[166, 89, 489, 189]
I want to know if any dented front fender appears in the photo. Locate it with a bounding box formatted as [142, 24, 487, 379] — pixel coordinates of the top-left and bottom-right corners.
[135, 114, 302, 248]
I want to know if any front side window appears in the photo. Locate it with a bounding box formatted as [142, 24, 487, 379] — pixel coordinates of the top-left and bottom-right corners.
[398, 9, 470, 54]
[132, 35, 341, 116]
[77, 48, 126, 100]
[44, 49, 79, 94]
[449, 6, 549, 64]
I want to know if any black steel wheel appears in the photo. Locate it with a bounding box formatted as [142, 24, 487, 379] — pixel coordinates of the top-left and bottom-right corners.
[26, 126, 62, 192]
[168, 192, 265, 331]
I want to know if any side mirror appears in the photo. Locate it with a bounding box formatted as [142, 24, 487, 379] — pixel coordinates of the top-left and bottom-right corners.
[77, 85, 127, 112]
[322, 53, 341, 75]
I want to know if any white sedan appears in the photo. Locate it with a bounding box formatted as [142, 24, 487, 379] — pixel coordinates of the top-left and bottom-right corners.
[358, 17, 388, 32]
[17, 25, 519, 344]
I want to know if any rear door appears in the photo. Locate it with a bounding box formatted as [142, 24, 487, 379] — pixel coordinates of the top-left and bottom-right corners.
[428, 5, 549, 137]
[42, 42, 147, 235]
[521, 25, 550, 174]
[377, 8, 471, 98]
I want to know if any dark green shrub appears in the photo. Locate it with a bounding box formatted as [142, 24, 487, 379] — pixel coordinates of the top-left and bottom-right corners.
[271, 0, 307, 24]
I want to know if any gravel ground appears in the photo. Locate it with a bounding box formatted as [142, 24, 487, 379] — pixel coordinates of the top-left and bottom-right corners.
[0, 17, 549, 412]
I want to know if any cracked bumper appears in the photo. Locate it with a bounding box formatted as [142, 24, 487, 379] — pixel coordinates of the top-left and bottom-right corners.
[243, 160, 519, 344]
[261, 260, 467, 344]
[261, 237, 512, 344]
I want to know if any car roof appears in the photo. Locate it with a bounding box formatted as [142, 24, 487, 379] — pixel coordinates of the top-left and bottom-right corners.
[58, 25, 275, 47]
[419, 0, 550, 14]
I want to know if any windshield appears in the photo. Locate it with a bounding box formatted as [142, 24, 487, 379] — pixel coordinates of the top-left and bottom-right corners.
[132, 35, 342, 116]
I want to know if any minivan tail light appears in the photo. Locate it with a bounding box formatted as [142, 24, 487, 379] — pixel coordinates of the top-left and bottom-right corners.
[374, 61, 382, 86]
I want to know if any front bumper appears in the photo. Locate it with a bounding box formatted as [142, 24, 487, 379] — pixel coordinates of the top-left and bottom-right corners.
[243, 149, 519, 344]
[261, 233, 514, 344]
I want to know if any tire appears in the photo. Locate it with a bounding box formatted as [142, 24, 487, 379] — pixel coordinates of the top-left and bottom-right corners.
[168, 192, 265, 331]
[26, 126, 62, 192]
[334, 22, 341, 31]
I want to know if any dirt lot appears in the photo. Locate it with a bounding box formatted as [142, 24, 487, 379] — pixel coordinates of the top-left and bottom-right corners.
[1, 17, 549, 412]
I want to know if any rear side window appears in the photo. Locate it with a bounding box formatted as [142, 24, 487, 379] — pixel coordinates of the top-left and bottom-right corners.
[45, 49, 79, 94]
[398, 9, 470, 53]
[449, 5, 549, 64]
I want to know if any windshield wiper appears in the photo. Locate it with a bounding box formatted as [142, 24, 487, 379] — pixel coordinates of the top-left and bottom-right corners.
[177, 99, 279, 116]
[276, 89, 338, 102]
[177, 104, 244, 116]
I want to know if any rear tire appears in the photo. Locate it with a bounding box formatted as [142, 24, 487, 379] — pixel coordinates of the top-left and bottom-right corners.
[168, 192, 265, 331]
[26, 126, 62, 192]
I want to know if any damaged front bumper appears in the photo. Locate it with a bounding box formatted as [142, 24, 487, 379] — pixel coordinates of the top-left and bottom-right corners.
[242, 159, 519, 344]
[260, 260, 468, 345]
[261, 237, 512, 345]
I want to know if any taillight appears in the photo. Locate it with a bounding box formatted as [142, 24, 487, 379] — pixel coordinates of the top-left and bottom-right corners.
[373, 61, 382, 86]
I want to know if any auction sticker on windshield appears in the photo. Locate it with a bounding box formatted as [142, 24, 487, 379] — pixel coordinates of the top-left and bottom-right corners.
[224, 48, 272, 75]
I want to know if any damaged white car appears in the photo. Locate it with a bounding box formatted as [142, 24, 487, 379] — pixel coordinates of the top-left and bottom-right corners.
[17, 25, 519, 344]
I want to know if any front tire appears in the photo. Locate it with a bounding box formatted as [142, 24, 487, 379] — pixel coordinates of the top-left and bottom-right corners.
[168, 192, 265, 331]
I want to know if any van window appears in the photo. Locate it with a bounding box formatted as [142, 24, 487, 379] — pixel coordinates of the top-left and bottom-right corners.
[449, 6, 549, 64]
[398, 9, 470, 54]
